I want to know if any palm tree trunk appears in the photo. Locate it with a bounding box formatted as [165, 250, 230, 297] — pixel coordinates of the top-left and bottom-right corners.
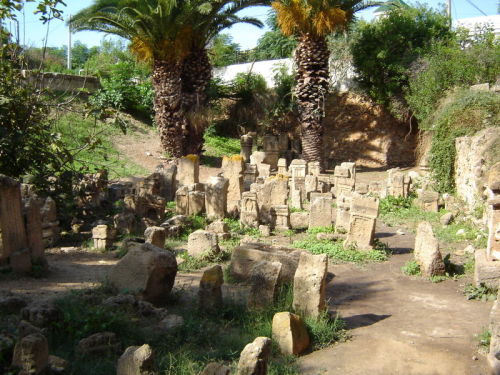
[152, 59, 187, 158]
[295, 33, 329, 167]
[181, 48, 212, 155]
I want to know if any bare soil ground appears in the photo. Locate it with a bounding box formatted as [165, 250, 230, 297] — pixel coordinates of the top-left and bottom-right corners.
[0, 137, 491, 374]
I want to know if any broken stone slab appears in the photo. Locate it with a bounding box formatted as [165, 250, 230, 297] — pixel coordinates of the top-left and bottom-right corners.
[290, 189, 303, 210]
[48, 355, 69, 375]
[309, 197, 333, 230]
[199, 265, 224, 312]
[187, 230, 220, 258]
[109, 242, 177, 305]
[200, 362, 231, 375]
[475, 248, 500, 288]
[259, 225, 270, 237]
[21, 299, 60, 328]
[236, 337, 272, 375]
[344, 195, 379, 251]
[222, 155, 245, 216]
[290, 212, 309, 230]
[414, 222, 445, 277]
[440, 212, 454, 226]
[272, 205, 290, 231]
[117, 344, 156, 375]
[231, 243, 302, 283]
[11, 333, 48, 375]
[247, 261, 282, 309]
[240, 192, 259, 228]
[92, 224, 113, 250]
[205, 176, 229, 221]
[144, 226, 166, 248]
[76, 331, 120, 356]
[240, 135, 254, 163]
[256, 177, 289, 225]
[178, 155, 199, 186]
[335, 192, 353, 232]
[416, 190, 440, 212]
[272, 312, 310, 355]
[293, 252, 328, 319]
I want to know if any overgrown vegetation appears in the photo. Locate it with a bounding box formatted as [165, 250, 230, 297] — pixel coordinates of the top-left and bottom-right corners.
[465, 283, 498, 302]
[293, 237, 388, 264]
[402, 260, 421, 276]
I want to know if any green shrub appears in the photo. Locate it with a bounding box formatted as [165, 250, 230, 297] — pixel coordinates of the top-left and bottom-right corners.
[465, 283, 498, 302]
[305, 312, 348, 350]
[427, 90, 499, 192]
[402, 260, 421, 276]
[478, 328, 491, 350]
[351, 5, 451, 117]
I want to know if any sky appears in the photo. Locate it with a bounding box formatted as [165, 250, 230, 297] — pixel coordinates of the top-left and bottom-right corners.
[8, 0, 499, 50]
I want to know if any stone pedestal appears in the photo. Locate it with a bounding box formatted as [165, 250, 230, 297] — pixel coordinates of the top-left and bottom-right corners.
[240, 192, 259, 228]
[344, 195, 379, 250]
[178, 155, 199, 186]
[205, 177, 229, 220]
[263, 135, 280, 170]
[222, 155, 245, 216]
[240, 135, 253, 163]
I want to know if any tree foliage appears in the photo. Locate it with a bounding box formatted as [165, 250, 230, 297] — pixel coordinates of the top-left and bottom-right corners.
[209, 34, 242, 67]
[350, 5, 451, 117]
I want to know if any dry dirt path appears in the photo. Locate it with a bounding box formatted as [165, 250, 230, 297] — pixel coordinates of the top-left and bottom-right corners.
[300, 222, 491, 375]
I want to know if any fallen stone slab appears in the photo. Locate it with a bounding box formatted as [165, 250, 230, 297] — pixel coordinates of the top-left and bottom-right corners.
[475, 248, 500, 288]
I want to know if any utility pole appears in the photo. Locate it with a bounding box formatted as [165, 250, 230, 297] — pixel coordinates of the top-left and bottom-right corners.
[67, 14, 72, 70]
[447, 0, 452, 26]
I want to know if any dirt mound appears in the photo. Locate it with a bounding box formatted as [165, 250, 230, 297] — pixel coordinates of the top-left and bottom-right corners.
[323, 92, 417, 169]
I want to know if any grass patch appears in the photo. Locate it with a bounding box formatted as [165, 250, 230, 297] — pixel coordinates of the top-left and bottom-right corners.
[178, 248, 232, 273]
[203, 128, 241, 158]
[293, 237, 388, 264]
[307, 226, 335, 235]
[402, 260, 421, 276]
[223, 218, 261, 237]
[54, 113, 147, 178]
[478, 328, 491, 351]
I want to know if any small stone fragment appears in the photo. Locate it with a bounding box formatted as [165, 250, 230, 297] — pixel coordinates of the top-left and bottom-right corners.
[236, 337, 272, 375]
[272, 312, 310, 355]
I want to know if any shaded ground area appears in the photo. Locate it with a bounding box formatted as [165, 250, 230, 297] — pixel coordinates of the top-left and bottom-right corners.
[299, 222, 490, 375]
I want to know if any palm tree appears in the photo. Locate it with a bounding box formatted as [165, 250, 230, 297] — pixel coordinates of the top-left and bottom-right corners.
[272, 0, 379, 167]
[71, 0, 212, 158]
[181, 0, 265, 154]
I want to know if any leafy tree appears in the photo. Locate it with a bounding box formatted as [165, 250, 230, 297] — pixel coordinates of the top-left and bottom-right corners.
[350, 4, 451, 118]
[209, 34, 242, 68]
[272, 0, 377, 167]
[251, 11, 297, 61]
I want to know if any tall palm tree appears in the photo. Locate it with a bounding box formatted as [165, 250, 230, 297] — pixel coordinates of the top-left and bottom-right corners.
[181, 0, 265, 154]
[272, 0, 379, 167]
[71, 0, 213, 158]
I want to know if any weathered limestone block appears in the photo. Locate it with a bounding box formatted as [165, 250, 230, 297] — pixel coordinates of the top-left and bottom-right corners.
[487, 165, 500, 261]
[240, 192, 259, 228]
[92, 224, 113, 250]
[48, 355, 68, 375]
[199, 265, 224, 312]
[272, 205, 290, 231]
[222, 155, 245, 216]
[416, 190, 439, 212]
[293, 252, 328, 319]
[77, 332, 119, 356]
[21, 299, 60, 327]
[335, 192, 353, 232]
[241, 135, 254, 163]
[414, 222, 445, 277]
[201, 363, 231, 375]
[475, 249, 500, 288]
[114, 212, 138, 235]
[144, 226, 166, 248]
[289, 159, 307, 193]
[124, 194, 166, 222]
[308, 162, 321, 177]
[243, 164, 258, 192]
[205, 177, 229, 220]
[24, 198, 44, 261]
[206, 221, 230, 241]
[344, 195, 379, 251]
[290, 212, 309, 230]
[247, 261, 282, 309]
[11, 333, 48, 375]
[290, 189, 303, 210]
[263, 135, 280, 170]
[109, 242, 177, 305]
[309, 197, 333, 229]
[305, 175, 318, 199]
[187, 230, 219, 258]
[272, 312, 310, 355]
[256, 177, 289, 225]
[117, 344, 156, 375]
[178, 155, 199, 186]
[236, 337, 272, 375]
[40, 196, 60, 246]
[0, 175, 28, 263]
[277, 158, 288, 175]
[334, 162, 356, 198]
[231, 243, 302, 283]
[309, 192, 333, 204]
[154, 164, 177, 201]
[259, 225, 270, 237]
[387, 168, 411, 198]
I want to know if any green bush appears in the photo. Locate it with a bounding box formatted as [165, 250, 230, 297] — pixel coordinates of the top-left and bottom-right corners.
[407, 29, 499, 125]
[351, 5, 451, 117]
[402, 260, 421, 276]
[427, 90, 499, 192]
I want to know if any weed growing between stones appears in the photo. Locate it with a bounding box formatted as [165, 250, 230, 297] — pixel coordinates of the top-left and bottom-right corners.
[477, 328, 492, 353]
[402, 260, 421, 276]
[465, 283, 498, 302]
[307, 226, 335, 235]
[223, 218, 261, 237]
[178, 249, 232, 273]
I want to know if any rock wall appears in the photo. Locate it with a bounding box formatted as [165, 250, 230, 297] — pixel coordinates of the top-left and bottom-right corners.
[21, 71, 100, 93]
[322, 93, 417, 169]
[455, 127, 500, 211]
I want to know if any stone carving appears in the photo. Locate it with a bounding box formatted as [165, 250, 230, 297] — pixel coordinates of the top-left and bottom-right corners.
[240, 192, 259, 228]
[272, 205, 290, 231]
[205, 177, 229, 220]
[344, 195, 379, 250]
[309, 197, 333, 229]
